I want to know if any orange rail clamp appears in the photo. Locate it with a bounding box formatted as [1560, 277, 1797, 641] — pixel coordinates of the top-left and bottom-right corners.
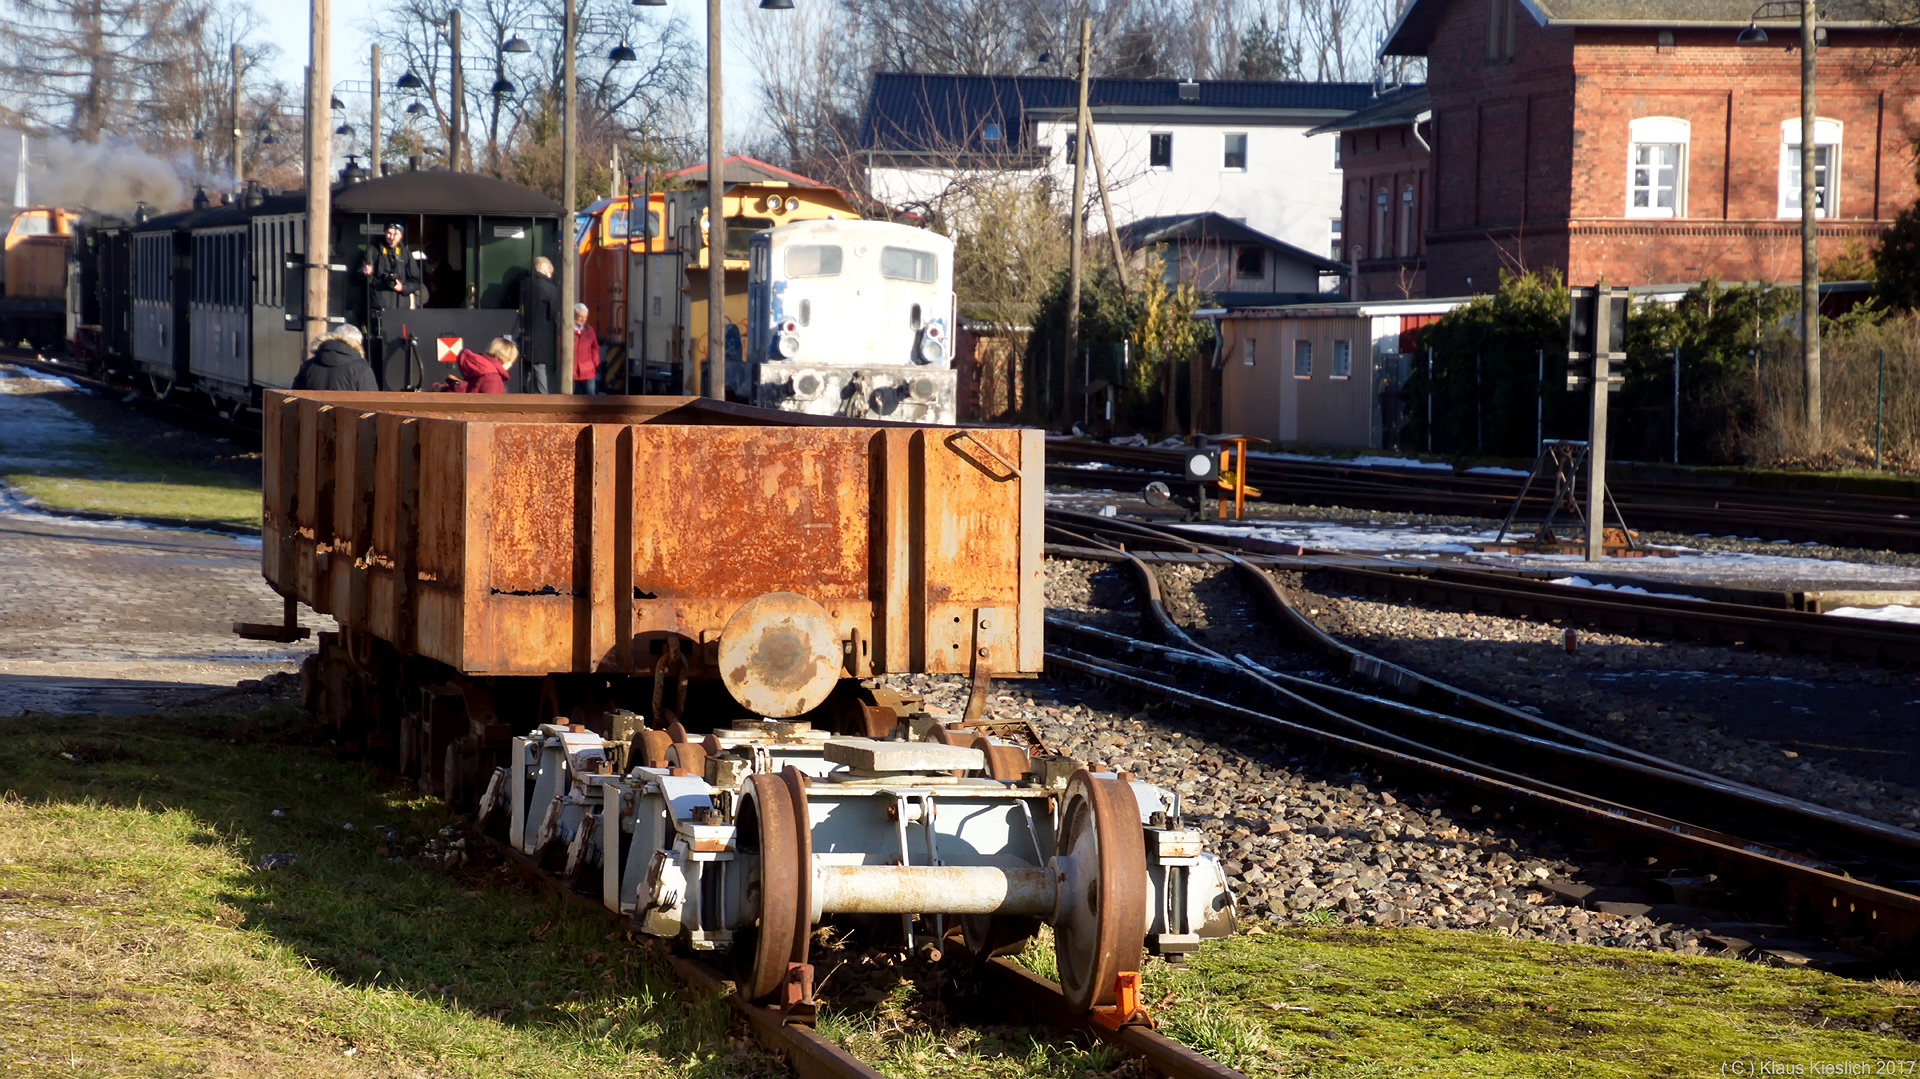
[1090, 971, 1153, 1030]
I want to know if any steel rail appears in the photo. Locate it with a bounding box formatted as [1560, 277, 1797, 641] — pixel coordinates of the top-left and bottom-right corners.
[1046, 510, 1920, 875]
[1045, 441, 1920, 551]
[483, 785, 1248, 1079]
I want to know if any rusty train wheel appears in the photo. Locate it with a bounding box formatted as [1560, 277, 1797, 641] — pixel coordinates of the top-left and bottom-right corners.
[741, 772, 801, 1002]
[1053, 770, 1147, 1012]
[781, 766, 813, 975]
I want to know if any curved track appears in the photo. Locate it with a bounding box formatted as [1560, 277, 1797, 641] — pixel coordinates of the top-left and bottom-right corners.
[1045, 509, 1920, 971]
[1047, 440, 1920, 552]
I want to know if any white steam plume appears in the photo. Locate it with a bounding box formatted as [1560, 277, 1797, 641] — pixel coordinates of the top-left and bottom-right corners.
[0, 133, 187, 215]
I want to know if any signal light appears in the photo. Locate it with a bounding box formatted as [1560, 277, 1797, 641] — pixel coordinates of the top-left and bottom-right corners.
[1567, 284, 1629, 390]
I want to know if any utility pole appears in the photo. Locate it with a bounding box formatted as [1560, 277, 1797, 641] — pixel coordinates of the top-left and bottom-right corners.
[448, 9, 464, 170]
[1799, 0, 1820, 436]
[1088, 127, 1127, 290]
[230, 44, 243, 190]
[303, 0, 332, 354]
[558, 0, 577, 394]
[370, 44, 382, 177]
[704, 0, 724, 399]
[1064, 16, 1090, 427]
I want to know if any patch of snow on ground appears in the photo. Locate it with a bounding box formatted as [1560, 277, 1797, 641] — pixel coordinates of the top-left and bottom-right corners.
[0, 366, 97, 470]
[1189, 521, 1503, 554]
[1, 364, 84, 392]
[1825, 605, 1920, 625]
[1465, 465, 1530, 477]
[1548, 576, 1705, 602]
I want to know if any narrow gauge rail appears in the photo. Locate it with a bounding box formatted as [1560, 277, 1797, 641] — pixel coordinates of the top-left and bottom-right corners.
[1075, 522, 1920, 668]
[1044, 510, 1920, 969]
[1046, 440, 1920, 552]
[488, 810, 1248, 1079]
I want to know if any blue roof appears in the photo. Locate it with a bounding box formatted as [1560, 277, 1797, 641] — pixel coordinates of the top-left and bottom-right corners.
[859, 73, 1381, 155]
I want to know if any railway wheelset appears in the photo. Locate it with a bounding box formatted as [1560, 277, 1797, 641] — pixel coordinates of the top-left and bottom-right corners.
[268, 390, 1234, 1019]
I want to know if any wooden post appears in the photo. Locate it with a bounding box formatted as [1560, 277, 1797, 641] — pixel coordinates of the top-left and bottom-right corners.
[230, 44, 243, 190]
[1800, 0, 1821, 437]
[704, 0, 725, 399]
[1064, 17, 1090, 426]
[303, 0, 332, 354]
[558, 0, 577, 394]
[370, 45, 382, 178]
[449, 9, 464, 170]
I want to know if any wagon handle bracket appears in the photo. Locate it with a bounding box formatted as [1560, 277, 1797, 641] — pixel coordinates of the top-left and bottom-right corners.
[943, 432, 1019, 482]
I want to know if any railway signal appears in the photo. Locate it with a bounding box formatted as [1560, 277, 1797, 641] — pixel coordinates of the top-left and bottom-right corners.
[1566, 283, 1629, 560]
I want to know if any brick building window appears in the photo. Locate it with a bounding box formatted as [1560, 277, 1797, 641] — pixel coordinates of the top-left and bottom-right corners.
[1399, 185, 1415, 256]
[1149, 132, 1172, 169]
[1293, 339, 1313, 378]
[1331, 339, 1352, 379]
[1374, 188, 1389, 258]
[1223, 132, 1248, 170]
[1626, 117, 1689, 218]
[1780, 117, 1841, 219]
[1330, 218, 1343, 260]
[1485, 0, 1516, 61]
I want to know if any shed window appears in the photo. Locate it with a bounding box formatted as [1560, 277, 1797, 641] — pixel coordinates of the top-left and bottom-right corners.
[1234, 246, 1264, 279]
[1331, 339, 1352, 379]
[1293, 339, 1312, 378]
[1242, 338, 1256, 366]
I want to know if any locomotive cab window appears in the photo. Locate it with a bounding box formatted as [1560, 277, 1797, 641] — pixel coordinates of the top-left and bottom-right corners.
[784, 244, 843, 278]
[880, 246, 936, 282]
[725, 216, 776, 260]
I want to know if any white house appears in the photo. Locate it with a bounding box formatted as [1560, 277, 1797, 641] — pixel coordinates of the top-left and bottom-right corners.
[858, 73, 1384, 265]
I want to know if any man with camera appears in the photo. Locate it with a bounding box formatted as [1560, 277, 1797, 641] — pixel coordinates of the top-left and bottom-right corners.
[351, 222, 426, 388]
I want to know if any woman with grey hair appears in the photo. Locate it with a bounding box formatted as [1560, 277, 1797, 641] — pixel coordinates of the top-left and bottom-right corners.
[572, 302, 601, 395]
[292, 323, 379, 392]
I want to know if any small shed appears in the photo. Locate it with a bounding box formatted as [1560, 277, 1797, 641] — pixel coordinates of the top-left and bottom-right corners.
[1213, 296, 1459, 448]
[1119, 212, 1347, 297]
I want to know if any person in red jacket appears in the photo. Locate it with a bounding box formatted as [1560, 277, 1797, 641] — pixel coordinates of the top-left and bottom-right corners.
[454, 337, 518, 393]
[572, 303, 601, 394]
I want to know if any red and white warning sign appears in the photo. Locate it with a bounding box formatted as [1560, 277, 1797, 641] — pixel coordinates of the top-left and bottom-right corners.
[435, 336, 464, 363]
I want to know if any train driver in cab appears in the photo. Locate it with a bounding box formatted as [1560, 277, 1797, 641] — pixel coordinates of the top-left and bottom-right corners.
[354, 222, 425, 312]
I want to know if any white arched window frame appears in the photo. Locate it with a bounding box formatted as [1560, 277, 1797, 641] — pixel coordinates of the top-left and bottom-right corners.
[1779, 117, 1842, 219]
[1625, 117, 1689, 219]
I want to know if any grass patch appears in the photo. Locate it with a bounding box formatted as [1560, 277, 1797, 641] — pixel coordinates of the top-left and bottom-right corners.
[6, 471, 261, 527]
[0, 709, 771, 1078]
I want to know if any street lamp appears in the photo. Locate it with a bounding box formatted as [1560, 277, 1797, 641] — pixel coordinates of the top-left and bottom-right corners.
[1740, 0, 1822, 435]
[491, 76, 516, 96]
[397, 69, 424, 90]
[608, 41, 637, 62]
[502, 34, 531, 52]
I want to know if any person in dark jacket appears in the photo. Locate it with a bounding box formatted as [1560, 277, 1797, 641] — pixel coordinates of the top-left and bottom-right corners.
[518, 257, 560, 393]
[572, 303, 600, 394]
[453, 337, 518, 393]
[353, 223, 425, 312]
[291, 326, 379, 392]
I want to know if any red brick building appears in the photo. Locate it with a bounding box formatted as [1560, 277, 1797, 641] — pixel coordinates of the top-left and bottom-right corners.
[1377, 0, 1920, 295]
[1314, 87, 1433, 301]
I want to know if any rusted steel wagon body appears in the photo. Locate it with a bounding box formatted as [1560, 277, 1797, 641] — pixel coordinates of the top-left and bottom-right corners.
[264, 391, 1043, 685]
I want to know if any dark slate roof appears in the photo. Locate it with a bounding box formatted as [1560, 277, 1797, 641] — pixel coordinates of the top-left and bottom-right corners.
[1307, 86, 1430, 135]
[859, 73, 1379, 155]
[1384, 0, 1885, 55]
[1117, 212, 1348, 274]
[1212, 290, 1343, 310]
[333, 169, 561, 216]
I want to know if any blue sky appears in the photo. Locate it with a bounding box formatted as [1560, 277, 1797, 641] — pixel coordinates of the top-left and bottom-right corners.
[254, 0, 764, 154]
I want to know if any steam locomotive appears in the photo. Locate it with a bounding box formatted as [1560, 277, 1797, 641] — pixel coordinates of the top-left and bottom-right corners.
[73, 168, 563, 412]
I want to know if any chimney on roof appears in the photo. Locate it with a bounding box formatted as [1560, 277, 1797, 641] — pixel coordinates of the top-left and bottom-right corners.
[1177, 80, 1199, 102]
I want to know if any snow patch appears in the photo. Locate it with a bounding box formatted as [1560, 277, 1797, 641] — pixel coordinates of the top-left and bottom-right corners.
[1824, 605, 1920, 625]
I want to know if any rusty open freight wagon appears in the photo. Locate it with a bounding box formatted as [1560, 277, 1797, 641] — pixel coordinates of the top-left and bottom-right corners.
[262, 391, 1045, 800]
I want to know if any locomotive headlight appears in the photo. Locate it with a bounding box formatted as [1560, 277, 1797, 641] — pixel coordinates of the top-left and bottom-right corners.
[784, 196, 800, 212]
[916, 335, 945, 365]
[778, 333, 802, 358]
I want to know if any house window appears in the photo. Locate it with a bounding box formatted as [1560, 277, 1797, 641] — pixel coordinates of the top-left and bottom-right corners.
[1780, 117, 1841, 219]
[1331, 340, 1352, 379]
[1293, 339, 1312, 378]
[1149, 132, 1172, 169]
[1399, 185, 1415, 256]
[1235, 245, 1264, 278]
[1373, 188, 1389, 258]
[983, 122, 1004, 142]
[1064, 131, 1078, 164]
[1334, 136, 1343, 169]
[1330, 218, 1343, 261]
[1243, 338, 1256, 366]
[1223, 132, 1247, 170]
[1485, 0, 1516, 61]
[1626, 116, 1689, 218]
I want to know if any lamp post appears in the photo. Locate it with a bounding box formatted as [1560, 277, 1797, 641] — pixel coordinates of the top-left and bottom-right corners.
[304, 0, 332, 355]
[230, 44, 244, 190]
[1739, 0, 1820, 436]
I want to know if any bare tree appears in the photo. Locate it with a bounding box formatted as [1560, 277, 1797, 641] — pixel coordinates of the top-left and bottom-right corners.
[0, 0, 212, 141]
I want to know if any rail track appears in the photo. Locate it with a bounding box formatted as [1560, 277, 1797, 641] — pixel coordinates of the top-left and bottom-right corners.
[489, 820, 1247, 1079]
[1044, 509, 1920, 972]
[1047, 439, 1920, 552]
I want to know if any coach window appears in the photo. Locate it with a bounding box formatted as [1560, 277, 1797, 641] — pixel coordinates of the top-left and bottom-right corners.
[1293, 338, 1312, 379]
[1780, 117, 1841, 219]
[880, 246, 937, 282]
[1223, 132, 1247, 171]
[1626, 117, 1688, 218]
[1149, 132, 1172, 170]
[784, 244, 843, 277]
